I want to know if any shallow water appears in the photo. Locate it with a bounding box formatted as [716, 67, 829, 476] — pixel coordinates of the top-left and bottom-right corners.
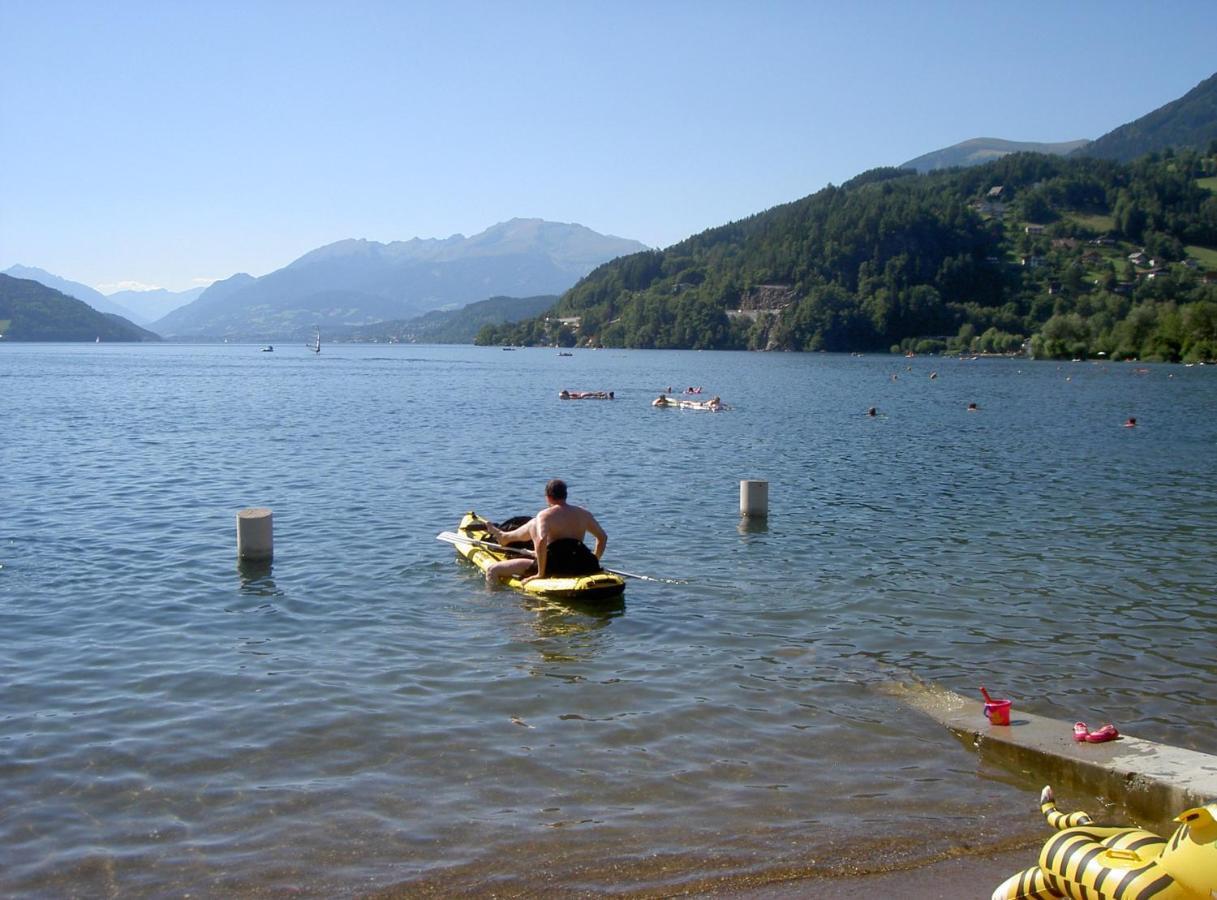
[2, 344, 1215, 896]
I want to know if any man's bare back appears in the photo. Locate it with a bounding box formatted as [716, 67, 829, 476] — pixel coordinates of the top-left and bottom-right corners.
[484, 479, 606, 583]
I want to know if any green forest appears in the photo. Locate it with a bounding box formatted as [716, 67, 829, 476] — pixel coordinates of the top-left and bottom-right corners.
[478, 146, 1217, 362]
[0, 274, 160, 342]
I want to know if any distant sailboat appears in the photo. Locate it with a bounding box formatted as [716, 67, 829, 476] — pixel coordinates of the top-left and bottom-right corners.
[309, 328, 321, 354]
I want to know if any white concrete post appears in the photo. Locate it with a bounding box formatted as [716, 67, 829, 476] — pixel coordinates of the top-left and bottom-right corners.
[740, 480, 768, 518]
[237, 508, 273, 560]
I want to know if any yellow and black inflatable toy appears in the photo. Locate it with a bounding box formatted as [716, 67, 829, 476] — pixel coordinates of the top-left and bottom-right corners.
[992, 785, 1217, 900]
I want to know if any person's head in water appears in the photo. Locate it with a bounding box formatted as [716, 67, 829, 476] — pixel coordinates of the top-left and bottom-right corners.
[546, 479, 568, 503]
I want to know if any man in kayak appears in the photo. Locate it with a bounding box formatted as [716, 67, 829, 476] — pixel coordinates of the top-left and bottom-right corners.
[483, 479, 607, 584]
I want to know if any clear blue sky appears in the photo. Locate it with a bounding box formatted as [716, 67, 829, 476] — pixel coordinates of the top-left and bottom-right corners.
[2, 1, 1215, 293]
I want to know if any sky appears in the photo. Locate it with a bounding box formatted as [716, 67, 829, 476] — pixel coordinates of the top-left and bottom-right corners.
[2, 1, 1216, 294]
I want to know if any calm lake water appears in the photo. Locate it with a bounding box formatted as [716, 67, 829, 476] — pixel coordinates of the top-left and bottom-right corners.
[2, 343, 1215, 896]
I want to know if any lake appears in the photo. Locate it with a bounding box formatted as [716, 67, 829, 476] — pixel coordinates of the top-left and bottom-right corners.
[2, 343, 1215, 896]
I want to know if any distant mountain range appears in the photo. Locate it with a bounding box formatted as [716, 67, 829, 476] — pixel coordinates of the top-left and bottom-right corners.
[8, 71, 1214, 345]
[900, 71, 1217, 173]
[336, 294, 560, 344]
[901, 138, 1090, 173]
[0, 274, 160, 342]
[152, 219, 647, 340]
[107, 285, 206, 324]
[0, 265, 202, 325]
[2, 265, 135, 319]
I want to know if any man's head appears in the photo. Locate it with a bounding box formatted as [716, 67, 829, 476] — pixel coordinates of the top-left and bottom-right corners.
[545, 478, 568, 502]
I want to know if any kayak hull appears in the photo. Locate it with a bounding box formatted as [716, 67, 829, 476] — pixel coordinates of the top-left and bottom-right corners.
[453, 512, 626, 603]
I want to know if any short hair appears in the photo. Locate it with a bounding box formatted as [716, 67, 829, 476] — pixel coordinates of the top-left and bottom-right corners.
[545, 478, 568, 501]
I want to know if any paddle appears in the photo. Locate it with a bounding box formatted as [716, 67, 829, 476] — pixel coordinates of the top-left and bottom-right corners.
[436, 531, 686, 584]
[437, 531, 535, 558]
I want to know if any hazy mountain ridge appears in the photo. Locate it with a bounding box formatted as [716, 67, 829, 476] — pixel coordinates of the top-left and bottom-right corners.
[2, 265, 137, 319]
[2, 265, 205, 325]
[900, 72, 1217, 174]
[153, 219, 646, 339]
[0, 274, 160, 342]
[320, 294, 558, 344]
[106, 286, 205, 324]
[901, 138, 1090, 173]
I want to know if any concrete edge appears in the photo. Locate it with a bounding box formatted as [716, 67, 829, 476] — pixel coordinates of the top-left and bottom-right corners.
[885, 682, 1217, 821]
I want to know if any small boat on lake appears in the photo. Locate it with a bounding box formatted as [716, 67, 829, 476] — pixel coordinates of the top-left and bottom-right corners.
[442, 512, 625, 604]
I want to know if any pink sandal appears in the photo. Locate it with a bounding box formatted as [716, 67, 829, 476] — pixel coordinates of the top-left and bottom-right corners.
[1073, 722, 1089, 742]
[1085, 723, 1119, 743]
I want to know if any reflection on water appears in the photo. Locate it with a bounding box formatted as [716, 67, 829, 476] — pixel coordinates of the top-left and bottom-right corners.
[738, 516, 770, 535]
[1, 345, 1214, 896]
[521, 597, 622, 664]
[236, 558, 278, 594]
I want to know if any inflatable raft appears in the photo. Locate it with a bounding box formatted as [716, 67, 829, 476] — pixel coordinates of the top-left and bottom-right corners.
[447, 512, 626, 603]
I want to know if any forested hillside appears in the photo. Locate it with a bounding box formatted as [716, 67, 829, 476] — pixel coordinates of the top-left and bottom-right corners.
[0, 274, 161, 342]
[339, 294, 557, 344]
[1079, 72, 1217, 163]
[479, 148, 1217, 362]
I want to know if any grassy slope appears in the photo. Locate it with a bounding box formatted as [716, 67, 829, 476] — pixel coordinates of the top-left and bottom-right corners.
[1186, 244, 1217, 267]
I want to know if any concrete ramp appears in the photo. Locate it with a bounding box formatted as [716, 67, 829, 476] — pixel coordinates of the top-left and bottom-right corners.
[888, 682, 1217, 821]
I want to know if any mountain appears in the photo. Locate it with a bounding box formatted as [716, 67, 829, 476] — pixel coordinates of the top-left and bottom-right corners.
[479, 149, 1217, 362]
[1077, 71, 1217, 162]
[106, 286, 206, 325]
[2, 264, 140, 320]
[339, 294, 559, 344]
[901, 138, 1090, 173]
[153, 219, 647, 340]
[479, 73, 1217, 362]
[0, 274, 161, 342]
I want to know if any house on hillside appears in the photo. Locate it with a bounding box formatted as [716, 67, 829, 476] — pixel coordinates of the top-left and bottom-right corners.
[1128, 250, 1149, 266]
[1025, 224, 1045, 235]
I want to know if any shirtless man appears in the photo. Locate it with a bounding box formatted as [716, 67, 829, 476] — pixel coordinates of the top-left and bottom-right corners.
[482, 479, 607, 584]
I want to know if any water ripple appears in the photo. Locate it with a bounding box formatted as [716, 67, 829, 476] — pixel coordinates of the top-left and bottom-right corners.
[2, 345, 1215, 895]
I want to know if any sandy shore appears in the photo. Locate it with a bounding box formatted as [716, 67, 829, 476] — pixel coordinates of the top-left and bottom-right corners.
[687, 845, 1040, 898]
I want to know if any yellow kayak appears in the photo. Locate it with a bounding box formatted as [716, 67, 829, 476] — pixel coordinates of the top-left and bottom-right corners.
[447, 512, 626, 603]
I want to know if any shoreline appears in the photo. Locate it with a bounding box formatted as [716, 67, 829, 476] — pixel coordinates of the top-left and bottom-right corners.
[700, 844, 1042, 898]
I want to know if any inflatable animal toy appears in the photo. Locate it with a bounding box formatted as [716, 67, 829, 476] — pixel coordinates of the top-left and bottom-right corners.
[991, 785, 1217, 899]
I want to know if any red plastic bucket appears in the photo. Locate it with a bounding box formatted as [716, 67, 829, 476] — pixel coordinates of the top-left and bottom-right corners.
[984, 699, 1012, 725]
